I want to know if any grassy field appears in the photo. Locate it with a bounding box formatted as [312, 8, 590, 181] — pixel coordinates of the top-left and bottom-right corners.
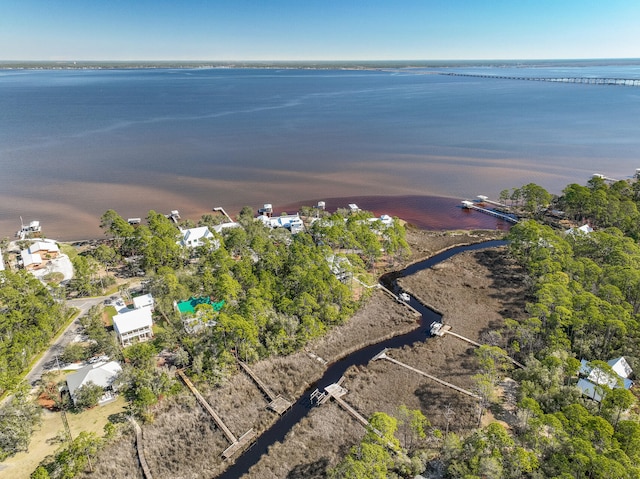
[0, 396, 126, 479]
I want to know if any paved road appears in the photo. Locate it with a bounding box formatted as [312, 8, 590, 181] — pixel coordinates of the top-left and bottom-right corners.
[23, 296, 108, 387]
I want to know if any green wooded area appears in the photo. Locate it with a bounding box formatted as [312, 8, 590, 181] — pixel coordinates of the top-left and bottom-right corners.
[335, 178, 640, 479]
[1, 205, 409, 471]
[0, 271, 68, 394]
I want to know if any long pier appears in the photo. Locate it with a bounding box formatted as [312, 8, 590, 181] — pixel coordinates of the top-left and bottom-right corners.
[477, 195, 508, 208]
[373, 349, 481, 399]
[440, 72, 640, 87]
[442, 330, 525, 369]
[461, 201, 518, 224]
[176, 370, 256, 458]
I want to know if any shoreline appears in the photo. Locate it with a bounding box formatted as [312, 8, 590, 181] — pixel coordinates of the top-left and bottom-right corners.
[3, 194, 509, 243]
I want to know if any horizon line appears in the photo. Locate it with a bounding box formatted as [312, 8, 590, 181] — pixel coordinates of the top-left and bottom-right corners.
[2, 57, 640, 64]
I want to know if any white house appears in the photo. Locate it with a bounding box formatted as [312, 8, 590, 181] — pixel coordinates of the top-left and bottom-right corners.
[565, 224, 594, 235]
[326, 254, 352, 283]
[29, 240, 61, 256]
[608, 356, 633, 380]
[178, 226, 215, 248]
[132, 293, 154, 311]
[66, 361, 122, 406]
[257, 213, 304, 234]
[20, 240, 61, 270]
[112, 307, 153, 346]
[20, 250, 43, 270]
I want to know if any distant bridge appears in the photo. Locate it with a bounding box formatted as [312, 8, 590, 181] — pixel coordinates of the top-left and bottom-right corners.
[440, 72, 640, 87]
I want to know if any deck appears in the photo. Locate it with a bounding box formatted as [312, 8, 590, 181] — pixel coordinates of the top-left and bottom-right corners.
[176, 369, 256, 459]
[237, 360, 292, 415]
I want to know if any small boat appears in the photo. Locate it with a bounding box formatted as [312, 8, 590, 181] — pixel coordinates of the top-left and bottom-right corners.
[399, 292, 410, 302]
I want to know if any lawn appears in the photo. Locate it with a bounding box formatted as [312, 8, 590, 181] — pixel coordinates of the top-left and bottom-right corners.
[0, 396, 126, 479]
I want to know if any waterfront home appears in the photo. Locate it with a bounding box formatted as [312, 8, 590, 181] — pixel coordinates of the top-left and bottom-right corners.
[257, 213, 304, 234]
[66, 361, 122, 406]
[178, 226, 215, 248]
[112, 308, 153, 346]
[20, 240, 61, 270]
[212, 221, 240, 234]
[326, 254, 352, 283]
[565, 224, 594, 235]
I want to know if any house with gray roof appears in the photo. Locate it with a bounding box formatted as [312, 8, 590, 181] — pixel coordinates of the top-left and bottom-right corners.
[66, 361, 122, 406]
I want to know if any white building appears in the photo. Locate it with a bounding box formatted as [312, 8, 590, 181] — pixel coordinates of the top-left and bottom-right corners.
[66, 361, 122, 406]
[0, 247, 4, 271]
[20, 240, 60, 270]
[565, 224, 594, 235]
[212, 222, 240, 234]
[132, 293, 154, 311]
[178, 226, 215, 248]
[257, 213, 304, 234]
[112, 308, 153, 346]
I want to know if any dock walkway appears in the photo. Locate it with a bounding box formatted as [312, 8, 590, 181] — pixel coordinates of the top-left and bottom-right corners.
[323, 383, 384, 439]
[129, 417, 154, 479]
[176, 370, 256, 458]
[373, 349, 481, 400]
[461, 201, 519, 224]
[441, 330, 525, 369]
[237, 360, 292, 415]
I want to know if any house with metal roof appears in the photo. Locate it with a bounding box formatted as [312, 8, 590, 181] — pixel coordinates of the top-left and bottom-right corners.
[178, 226, 215, 248]
[66, 361, 122, 406]
[257, 213, 304, 234]
[577, 357, 634, 402]
[112, 307, 153, 346]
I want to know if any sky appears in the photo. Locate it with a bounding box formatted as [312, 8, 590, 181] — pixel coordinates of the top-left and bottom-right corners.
[1, 0, 639, 61]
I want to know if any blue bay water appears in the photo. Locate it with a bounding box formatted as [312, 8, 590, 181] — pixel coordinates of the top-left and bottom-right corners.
[1, 61, 639, 239]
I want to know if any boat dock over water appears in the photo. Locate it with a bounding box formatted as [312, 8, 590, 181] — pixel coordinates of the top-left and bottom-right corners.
[461, 200, 519, 224]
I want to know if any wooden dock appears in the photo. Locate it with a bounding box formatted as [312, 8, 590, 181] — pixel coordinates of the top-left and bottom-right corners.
[323, 383, 384, 439]
[213, 206, 233, 222]
[441, 330, 525, 369]
[377, 284, 421, 316]
[176, 370, 256, 458]
[237, 360, 292, 415]
[444, 329, 481, 347]
[373, 349, 482, 400]
[461, 201, 519, 224]
[129, 417, 154, 479]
